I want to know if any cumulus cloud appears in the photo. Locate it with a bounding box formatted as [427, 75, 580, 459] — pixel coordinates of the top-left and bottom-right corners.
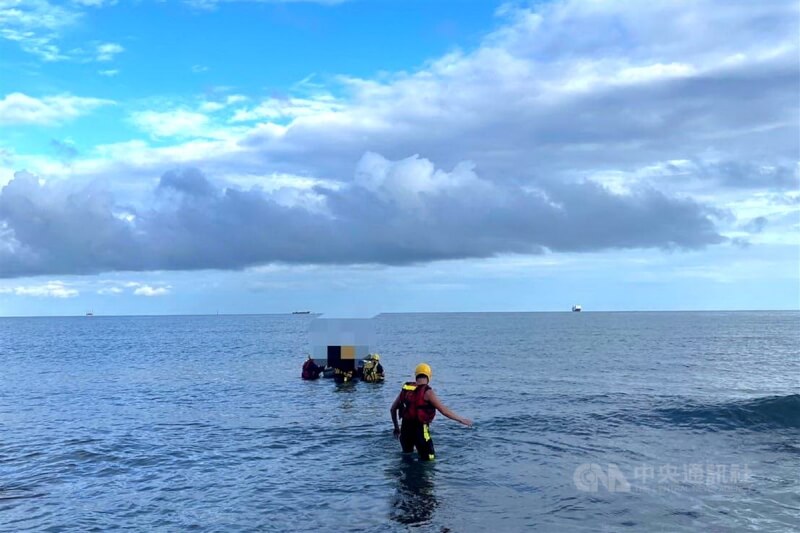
[0, 160, 724, 277]
[230, 0, 798, 194]
[133, 284, 171, 296]
[96, 280, 170, 295]
[0, 93, 112, 126]
[0, 280, 78, 298]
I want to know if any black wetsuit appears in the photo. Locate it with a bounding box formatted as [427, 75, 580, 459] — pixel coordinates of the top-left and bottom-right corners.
[400, 419, 435, 461]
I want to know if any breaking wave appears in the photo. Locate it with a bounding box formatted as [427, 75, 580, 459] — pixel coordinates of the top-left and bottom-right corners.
[653, 394, 800, 431]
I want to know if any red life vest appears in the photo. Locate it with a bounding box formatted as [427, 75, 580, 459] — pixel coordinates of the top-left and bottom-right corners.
[400, 382, 436, 424]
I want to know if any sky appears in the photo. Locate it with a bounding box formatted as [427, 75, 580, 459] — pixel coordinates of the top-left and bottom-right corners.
[0, 0, 798, 317]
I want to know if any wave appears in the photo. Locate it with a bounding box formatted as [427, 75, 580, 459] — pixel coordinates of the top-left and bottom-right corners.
[0, 486, 44, 501]
[480, 394, 800, 435]
[653, 394, 800, 431]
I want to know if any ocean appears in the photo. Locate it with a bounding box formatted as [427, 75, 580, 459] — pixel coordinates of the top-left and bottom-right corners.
[0, 311, 798, 531]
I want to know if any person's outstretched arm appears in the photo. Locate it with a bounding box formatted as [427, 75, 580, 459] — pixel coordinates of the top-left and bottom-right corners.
[426, 390, 473, 427]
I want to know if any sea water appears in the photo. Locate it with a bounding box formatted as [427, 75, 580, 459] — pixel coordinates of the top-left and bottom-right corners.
[0, 312, 798, 531]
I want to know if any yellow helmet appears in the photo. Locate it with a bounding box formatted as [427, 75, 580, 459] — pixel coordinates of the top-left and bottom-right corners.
[414, 363, 432, 381]
[371, 353, 380, 361]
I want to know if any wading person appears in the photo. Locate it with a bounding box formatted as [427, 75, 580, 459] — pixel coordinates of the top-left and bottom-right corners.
[362, 353, 385, 383]
[301, 355, 324, 380]
[390, 363, 472, 461]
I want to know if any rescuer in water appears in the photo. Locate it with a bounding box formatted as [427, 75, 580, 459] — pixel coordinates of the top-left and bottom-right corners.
[301, 355, 324, 380]
[361, 353, 385, 383]
[389, 363, 472, 461]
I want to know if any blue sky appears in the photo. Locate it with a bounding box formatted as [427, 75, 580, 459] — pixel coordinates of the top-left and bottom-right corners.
[0, 0, 798, 316]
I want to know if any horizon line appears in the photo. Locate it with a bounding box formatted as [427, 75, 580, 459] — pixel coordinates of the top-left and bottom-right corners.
[0, 309, 798, 319]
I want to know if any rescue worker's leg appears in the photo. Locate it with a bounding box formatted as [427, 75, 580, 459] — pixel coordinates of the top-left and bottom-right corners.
[415, 423, 435, 461]
[399, 422, 416, 454]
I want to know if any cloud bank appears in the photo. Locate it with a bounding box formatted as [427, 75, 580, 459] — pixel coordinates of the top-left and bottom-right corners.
[0, 160, 724, 277]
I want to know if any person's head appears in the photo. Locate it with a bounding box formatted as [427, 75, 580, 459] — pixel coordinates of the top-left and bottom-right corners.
[414, 363, 432, 384]
[371, 353, 381, 361]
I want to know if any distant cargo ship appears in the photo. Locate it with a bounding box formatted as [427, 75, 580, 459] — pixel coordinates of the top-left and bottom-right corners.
[572, 305, 582, 312]
[292, 311, 311, 315]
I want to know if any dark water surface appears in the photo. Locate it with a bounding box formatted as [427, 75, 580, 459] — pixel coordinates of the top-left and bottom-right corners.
[1, 312, 798, 531]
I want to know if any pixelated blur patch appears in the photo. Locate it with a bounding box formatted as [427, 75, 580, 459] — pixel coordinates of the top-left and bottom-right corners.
[327, 345, 355, 371]
[327, 345, 341, 362]
[310, 319, 375, 371]
[310, 318, 374, 362]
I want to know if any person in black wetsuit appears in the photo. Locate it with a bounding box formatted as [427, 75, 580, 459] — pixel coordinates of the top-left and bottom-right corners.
[389, 363, 472, 461]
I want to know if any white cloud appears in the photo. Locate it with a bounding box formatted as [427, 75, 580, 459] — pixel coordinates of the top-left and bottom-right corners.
[0, 0, 78, 60]
[96, 42, 123, 61]
[0, 280, 78, 298]
[184, 0, 346, 9]
[98, 69, 119, 77]
[231, 95, 343, 122]
[0, 27, 64, 61]
[1, 2, 120, 61]
[97, 286, 123, 295]
[0, 92, 112, 126]
[97, 281, 172, 296]
[0, 0, 76, 31]
[200, 94, 247, 113]
[73, 0, 118, 6]
[82, 137, 246, 172]
[354, 151, 488, 209]
[133, 285, 171, 296]
[131, 109, 211, 138]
